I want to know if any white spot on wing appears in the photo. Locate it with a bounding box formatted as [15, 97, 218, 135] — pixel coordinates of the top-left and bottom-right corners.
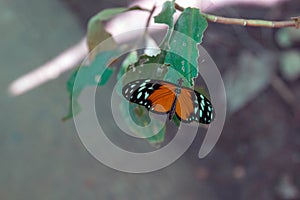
[194, 106, 198, 114]
[200, 104, 204, 111]
[201, 100, 205, 106]
[137, 92, 142, 99]
[138, 86, 145, 92]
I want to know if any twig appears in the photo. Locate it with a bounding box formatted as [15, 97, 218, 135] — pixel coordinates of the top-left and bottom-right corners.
[145, 4, 156, 30]
[175, 3, 300, 29]
[271, 75, 296, 107]
[271, 74, 300, 118]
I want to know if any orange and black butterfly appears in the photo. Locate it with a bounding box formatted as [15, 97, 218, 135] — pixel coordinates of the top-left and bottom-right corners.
[122, 78, 214, 124]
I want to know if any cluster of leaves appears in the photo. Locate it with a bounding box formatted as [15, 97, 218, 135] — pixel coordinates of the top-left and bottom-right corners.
[64, 1, 208, 145]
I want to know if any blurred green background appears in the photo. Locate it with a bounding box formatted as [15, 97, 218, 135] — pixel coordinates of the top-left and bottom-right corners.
[1, 0, 299, 199]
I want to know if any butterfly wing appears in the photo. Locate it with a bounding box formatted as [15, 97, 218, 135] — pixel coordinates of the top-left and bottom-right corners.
[175, 87, 214, 124]
[122, 79, 176, 114]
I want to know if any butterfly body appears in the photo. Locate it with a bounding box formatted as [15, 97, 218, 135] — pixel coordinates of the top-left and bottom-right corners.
[122, 78, 214, 124]
[167, 78, 184, 120]
[168, 94, 178, 120]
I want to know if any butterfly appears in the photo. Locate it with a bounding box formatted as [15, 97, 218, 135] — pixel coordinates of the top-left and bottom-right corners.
[122, 78, 214, 124]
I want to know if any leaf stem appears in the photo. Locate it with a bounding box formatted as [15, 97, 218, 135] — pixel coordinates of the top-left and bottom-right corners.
[175, 3, 299, 29]
[145, 4, 157, 33]
[129, 5, 152, 12]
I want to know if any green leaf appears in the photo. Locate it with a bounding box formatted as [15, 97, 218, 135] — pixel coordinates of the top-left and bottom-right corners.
[98, 67, 114, 86]
[73, 51, 116, 88]
[62, 96, 81, 121]
[279, 50, 300, 81]
[119, 100, 166, 146]
[154, 1, 176, 28]
[165, 8, 208, 86]
[121, 54, 169, 87]
[171, 115, 180, 127]
[63, 50, 119, 120]
[128, 104, 151, 126]
[117, 51, 138, 80]
[154, 1, 176, 56]
[118, 61, 169, 144]
[147, 125, 166, 146]
[87, 6, 145, 52]
[174, 8, 207, 43]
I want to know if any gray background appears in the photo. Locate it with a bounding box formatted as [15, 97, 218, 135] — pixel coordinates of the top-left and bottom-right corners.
[1, 0, 299, 199]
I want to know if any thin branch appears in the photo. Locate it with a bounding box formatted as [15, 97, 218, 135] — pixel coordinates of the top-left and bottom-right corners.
[144, 4, 157, 34]
[271, 74, 300, 118]
[271, 74, 296, 107]
[175, 3, 300, 29]
[202, 13, 299, 28]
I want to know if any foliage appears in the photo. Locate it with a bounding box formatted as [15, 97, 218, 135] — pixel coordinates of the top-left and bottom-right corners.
[165, 8, 207, 86]
[87, 6, 147, 53]
[63, 50, 119, 120]
[65, 1, 208, 145]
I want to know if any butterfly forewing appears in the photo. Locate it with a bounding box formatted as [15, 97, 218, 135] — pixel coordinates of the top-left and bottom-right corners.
[175, 88, 214, 124]
[122, 79, 155, 110]
[195, 91, 214, 124]
[122, 79, 176, 113]
[147, 83, 176, 113]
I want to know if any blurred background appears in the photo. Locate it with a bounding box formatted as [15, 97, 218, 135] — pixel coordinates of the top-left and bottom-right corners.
[1, 0, 300, 199]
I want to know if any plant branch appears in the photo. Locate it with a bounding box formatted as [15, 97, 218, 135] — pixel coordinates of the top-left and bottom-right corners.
[145, 4, 157, 33]
[271, 74, 300, 118]
[175, 3, 300, 29]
